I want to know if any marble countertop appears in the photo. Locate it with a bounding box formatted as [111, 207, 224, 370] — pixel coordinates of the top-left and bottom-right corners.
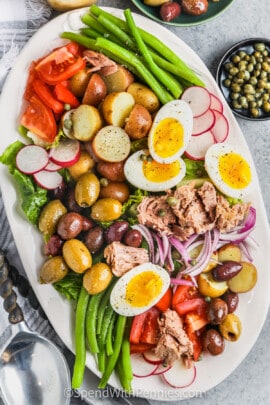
[110, 0, 270, 404]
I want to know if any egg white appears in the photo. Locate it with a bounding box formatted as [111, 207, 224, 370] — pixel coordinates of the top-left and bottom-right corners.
[110, 262, 171, 317]
[148, 100, 193, 164]
[205, 143, 254, 199]
[124, 150, 186, 192]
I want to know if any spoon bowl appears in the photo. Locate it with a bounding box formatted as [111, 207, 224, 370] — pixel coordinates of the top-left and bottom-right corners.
[0, 250, 71, 405]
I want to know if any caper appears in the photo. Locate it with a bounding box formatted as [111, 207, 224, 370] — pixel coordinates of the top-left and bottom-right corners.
[262, 93, 270, 102]
[140, 153, 147, 161]
[231, 83, 241, 92]
[224, 62, 234, 71]
[233, 78, 244, 85]
[255, 62, 262, 71]
[229, 67, 239, 76]
[238, 50, 246, 58]
[238, 60, 247, 71]
[231, 54, 241, 64]
[262, 49, 269, 57]
[99, 177, 109, 187]
[260, 70, 268, 79]
[244, 54, 250, 62]
[257, 79, 266, 89]
[263, 102, 270, 112]
[253, 69, 261, 77]
[265, 82, 270, 90]
[166, 196, 178, 207]
[250, 55, 256, 64]
[249, 76, 258, 86]
[246, 93, 255, 102]
[223, 78, 231, 87]
[63, 118, 73, 130]
[232, 100, 242, 109]
[239, 96, 248, 108]
[249, 101, 257, 109]
[243, 84, 255, 94]
[254, 43, 266, 52]
[237, 71, 245, 80]
[157, 209, 166, 217]
[230, 92, 240, 100]
[250, 107, 260, 118]
[253, 50, 262, 59]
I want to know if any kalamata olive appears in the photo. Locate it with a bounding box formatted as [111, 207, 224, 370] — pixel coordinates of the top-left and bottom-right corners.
[83, 226, 104, 254]
[105, 221, 129, 244]
[38, 200, 67, 238]
[57, 212, 84, 240]
[65, 188, 83, 213]
[207, 298, 228, 325]
[44, 234, 64, 256]
[75, 172, 100, 207]
[96, 160, 126, 182]
[83, 263, 113, 295]
[219, 313, 242, 341]
[99, 181, 130, 203]
[123, 229, 143, 248]
[81, 216, 95, 232]
[40, 256, 69, 284]
[221, 290, 239, 313]
[212, 261, 242, 281]
[62, 239, 92, 273]
[48, 180, 67, 201]
[160, 2, 181, 22]
[91, 198, 123, 222]
[202, 328, 225, 355]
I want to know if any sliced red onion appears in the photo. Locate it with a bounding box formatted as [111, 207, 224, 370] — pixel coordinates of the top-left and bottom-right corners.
[152, 232, 165, 265]
[169, 237, 190, 267]
[182, 231, 213, 277]
[132, 224, 155, 262]
[170, 278, 196, 286]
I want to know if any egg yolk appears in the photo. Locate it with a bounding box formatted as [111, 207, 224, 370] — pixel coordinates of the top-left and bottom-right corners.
[125, 271, 163, 307]
[143, 159, 181, 183]
[152, 117, 184, 158]
[218, 152, 252, 189]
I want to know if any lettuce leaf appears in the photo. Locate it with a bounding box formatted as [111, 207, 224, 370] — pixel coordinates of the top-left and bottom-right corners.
[54, 271, 83, 302]
[0, 141, 48, 225]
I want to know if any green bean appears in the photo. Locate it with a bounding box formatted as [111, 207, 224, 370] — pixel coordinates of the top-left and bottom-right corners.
[95, 37, 173, 104]
[85, 290, 105, 354]
[71, 286, 90, 389]
[96, 278, 117, 335]
[124, 8, 182, 99]
[106, 311, 117, 356]
[98, 315, 127, 389]
[98, 14, 137, 51]
[99, 304, 115, 347]
[97, 344, 106, 373]
[89, 4, 204, 86]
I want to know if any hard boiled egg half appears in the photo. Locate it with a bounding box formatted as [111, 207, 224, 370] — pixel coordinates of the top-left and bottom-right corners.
[110, 263, 171, 316]
[148, 100, 193, 164]
[124, 150, 186, 192]
[205, 143, 254, 199]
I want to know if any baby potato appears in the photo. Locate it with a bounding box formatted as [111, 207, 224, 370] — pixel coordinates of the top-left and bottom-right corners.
[62, 239, 92, 273]
[82, 73, 107, 106]
[73, 104, 103, 141]
[83, 262, 113, 294]
[91, 198, 123, 222]
[102, 91, 135, 127]
[40, 256, 69, 284]
[218, 243, 242, 263]
[190, 244, 219, 273]
[100, 181, 130, 203]
[69, 68, 92, 98]
[198, 272, 228, 298]
[227, 261, 257, 293]
[127, 82, 160, 113]
[68, 150, 95, 180]
[102, 65, 134, 93]
[124, 104, 152, 139]
[38, 199, 67, 238]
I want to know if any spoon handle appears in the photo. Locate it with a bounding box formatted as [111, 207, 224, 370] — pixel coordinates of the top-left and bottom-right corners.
[0, 249, 24, 324]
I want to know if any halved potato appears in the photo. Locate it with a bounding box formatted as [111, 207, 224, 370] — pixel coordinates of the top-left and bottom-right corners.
[47, 0, 96, 11]
[218, 243, 242, 263]
[189, 244, 219, 273]
[227, 261, 257, 293]
[102, 65, 134, 93]
[124, 104, 152, 139]
[82, 73, 107, 106]
[198, 272, 228, 298]
[92, 125, 131, 162]
[72, 105, 103, 142]
[67, 150, 95, 180]
[69, 69, 92, 98]
[102, 92, 135, 127]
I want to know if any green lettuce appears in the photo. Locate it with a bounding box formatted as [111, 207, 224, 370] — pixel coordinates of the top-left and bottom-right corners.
[54, 272, 83, 302]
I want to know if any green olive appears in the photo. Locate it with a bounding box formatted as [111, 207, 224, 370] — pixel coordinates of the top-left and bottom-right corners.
[219, 313, 242, 341]
[90, 198, 122, 222]
[38, 200, 67, 238]
[62, 239, 92, 273]
[40, 256, 69, 284]
[75, 172, 100, 207]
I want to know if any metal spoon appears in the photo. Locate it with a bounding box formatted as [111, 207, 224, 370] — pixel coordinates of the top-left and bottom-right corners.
[0, 250, 71, 405]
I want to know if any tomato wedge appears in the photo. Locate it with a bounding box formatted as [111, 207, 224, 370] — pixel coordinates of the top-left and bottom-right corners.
[130, 311, 149, 344]
[139, 307, 160, 345]
[32, 79, 64, 114]
[175, 297, 207, 317]
[35, 43, 86, 85]
[130, 343, 155, 354]
[155, 286, 172, 312]
[172, 284, 200, 309]
[20, 94, 57, 143]
[53, 83, 80, 108]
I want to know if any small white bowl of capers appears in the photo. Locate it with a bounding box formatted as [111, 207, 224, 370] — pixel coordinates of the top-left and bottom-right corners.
[217, 38, 270, 120]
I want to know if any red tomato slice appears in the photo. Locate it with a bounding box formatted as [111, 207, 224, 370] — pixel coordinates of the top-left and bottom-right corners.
[139, 307, 160, 345]
[130, 311, 149, 344]
[185, 311, 209, 333]
[32, 79, 64, 115]
[185, 327, 203, 361]
[172, 284, 200, 309]
[35, 43, 86, 85]
[23, 61, 39, 101]
[53, 83, 80, 108]
[20, 94, 57, 143]
[175, 297, 206, 317]
[155, 287, 172, 312]
[130, 343, 155, 354]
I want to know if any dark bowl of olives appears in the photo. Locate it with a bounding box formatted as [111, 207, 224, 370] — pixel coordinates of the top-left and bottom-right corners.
[216, 38, 270, 121]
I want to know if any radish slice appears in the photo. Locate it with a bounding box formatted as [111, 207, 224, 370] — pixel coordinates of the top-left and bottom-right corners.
[185, 131, 215, 161]
[45, 159, 62, 172]
[16, 145, 49, 174]
[210, 93, 223, 113]
[192, 109, 215, 136]
[49, 139, 80, 168]
[162, 360, 196, 388]
[210, 109, 229, 143]
[153, 364, 172, 375]
[143, 350, 163, 365]
[33, 170, 63, 190]
[131, 354, 158, 377]
[181, 86, 211, 117]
